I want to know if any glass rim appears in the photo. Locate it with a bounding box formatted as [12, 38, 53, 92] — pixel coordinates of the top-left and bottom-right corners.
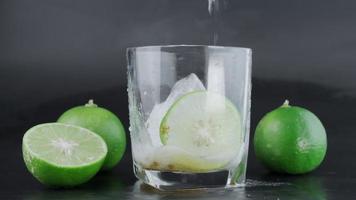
[127, 45, 252, 52]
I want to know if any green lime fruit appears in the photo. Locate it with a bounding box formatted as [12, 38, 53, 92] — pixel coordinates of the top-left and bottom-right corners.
[254, 100, 327, 174]
[160, 91, 242, 160]
[58, 100, 126, 170]
[22, 123, 107, 187]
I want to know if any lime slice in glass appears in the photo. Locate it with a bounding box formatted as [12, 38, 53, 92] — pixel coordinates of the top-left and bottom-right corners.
[22, 123, 107, 187]
[160, 91, 242, 159]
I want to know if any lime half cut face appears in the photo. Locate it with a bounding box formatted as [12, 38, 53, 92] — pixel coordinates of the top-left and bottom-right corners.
[22, 123, 107, 187]
[160, 91, 242, 158]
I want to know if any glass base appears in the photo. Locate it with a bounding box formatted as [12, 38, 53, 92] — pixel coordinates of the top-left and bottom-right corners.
[133, 163, 245, 191]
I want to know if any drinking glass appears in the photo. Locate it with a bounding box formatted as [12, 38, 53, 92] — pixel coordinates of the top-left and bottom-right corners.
[127, 45, 252, 190]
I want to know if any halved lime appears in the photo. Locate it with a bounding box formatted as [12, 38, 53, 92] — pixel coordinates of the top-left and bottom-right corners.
[160, 91, 242, 158]
[22, 123, 107, 187]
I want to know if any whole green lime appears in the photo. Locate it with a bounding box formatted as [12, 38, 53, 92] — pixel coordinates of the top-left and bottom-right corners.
[254, 100, 327, 174]
[58, 100, 126, 170]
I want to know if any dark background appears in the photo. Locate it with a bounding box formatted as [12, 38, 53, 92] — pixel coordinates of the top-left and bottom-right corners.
[1, 0, 356, 199]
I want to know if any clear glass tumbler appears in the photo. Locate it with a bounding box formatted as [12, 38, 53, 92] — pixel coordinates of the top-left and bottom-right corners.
[127, 45, 252, 190]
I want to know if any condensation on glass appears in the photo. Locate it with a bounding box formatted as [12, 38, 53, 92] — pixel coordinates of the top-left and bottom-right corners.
[127, 45, 252, 190]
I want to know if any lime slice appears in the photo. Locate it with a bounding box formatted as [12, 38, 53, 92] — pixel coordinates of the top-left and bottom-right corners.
[22, 123, 108, 187]
[160, 91, 242, 159]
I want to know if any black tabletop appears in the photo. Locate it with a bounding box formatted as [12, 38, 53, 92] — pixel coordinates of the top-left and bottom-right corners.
[1, 0, 356, 199]
[1, 80, 354, 200]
